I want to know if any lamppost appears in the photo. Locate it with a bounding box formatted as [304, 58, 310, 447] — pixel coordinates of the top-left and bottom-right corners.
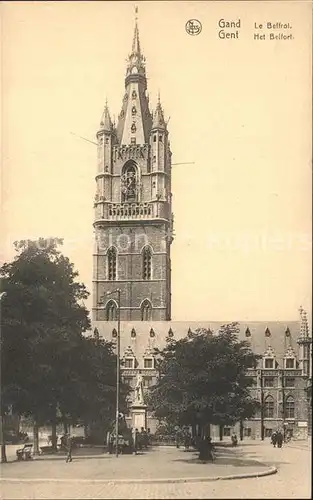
[106, 288, 121, 457]
[260, 368, 265, 441]
[0, 292, 8, 463]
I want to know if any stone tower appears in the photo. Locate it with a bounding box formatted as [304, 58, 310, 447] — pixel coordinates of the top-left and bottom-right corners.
[92, 15, 174, 322]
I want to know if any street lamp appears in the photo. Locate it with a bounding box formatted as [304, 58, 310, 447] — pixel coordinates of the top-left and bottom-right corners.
[106, 288, 121, 458]
[0, 292, 8, 463]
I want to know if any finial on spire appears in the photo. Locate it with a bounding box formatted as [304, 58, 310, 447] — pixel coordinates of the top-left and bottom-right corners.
[126, 5, 145, 77]
[152, 92, 166, 129]
[100, 100, 113, 131]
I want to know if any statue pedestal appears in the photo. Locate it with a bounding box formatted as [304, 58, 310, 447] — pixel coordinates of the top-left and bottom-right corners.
[131, 404, 147, 430]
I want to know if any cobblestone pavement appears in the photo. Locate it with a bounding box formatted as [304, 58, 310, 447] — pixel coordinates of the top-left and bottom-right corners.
[0, 442, 311, 499]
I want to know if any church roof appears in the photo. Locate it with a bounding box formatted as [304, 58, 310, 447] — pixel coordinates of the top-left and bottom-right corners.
[92, 320, 302, 367]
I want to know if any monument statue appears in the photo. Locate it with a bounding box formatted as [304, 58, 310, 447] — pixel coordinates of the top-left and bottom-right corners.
[134, 374, 144, 405]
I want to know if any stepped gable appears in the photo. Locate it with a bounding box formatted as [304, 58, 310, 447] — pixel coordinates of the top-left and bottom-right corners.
[92, 320, 301, 365]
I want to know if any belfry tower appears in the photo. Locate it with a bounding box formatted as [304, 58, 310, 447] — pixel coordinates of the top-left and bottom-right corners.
[92, 14, 174, 322]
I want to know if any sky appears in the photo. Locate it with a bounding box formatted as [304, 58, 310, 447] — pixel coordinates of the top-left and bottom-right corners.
[1, 1, 312, 322]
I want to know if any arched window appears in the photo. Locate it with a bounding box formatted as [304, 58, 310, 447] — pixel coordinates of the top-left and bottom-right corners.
[142, 247, 152, 280]
[285, 396, 295, 419]
[106, 300, 117, 321]
[107, 247, 117, 281]
[141, 299, 152, 321]
[264, 396, 274, 418]
[121, 161, 138, 202]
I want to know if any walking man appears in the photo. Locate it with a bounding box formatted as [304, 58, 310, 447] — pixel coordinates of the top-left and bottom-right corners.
[271, 431, 277, 448]
[65, 434, 73, 463]
[276, 430, 283, 449]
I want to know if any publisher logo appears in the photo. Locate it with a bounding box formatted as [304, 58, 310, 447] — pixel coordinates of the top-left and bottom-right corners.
[185, 19, 202, 36]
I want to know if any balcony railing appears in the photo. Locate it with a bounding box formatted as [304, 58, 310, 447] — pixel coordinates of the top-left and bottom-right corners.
[108, 202, 154, 219]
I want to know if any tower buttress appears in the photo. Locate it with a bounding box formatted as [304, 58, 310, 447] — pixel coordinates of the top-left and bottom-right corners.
[297, 306, 312, 377]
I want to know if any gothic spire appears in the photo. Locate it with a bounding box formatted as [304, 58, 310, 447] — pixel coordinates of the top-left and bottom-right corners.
[152, 93, 166, 130]
[132, 6, 141, 54]
[299, 306, 309, 338]
[126, 6, 146, 77]
[100, 99, 113, 132]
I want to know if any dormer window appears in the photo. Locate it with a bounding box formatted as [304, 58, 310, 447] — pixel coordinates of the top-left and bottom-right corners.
[285, 358, 295, 369]
[124, 358, 134, 369]
[132, 106, 137, 115]
[263, 346, 276, 369]
[264, 358, 274, 369]
[144, 358, 154, 369]
[284, 346, 296, 370]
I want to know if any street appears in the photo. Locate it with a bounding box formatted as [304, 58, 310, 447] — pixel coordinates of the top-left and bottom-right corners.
[0, 441, 311, 499]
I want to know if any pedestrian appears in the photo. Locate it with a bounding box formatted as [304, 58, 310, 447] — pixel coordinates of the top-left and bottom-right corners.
[199, 436, 214, 462]
[65, 434, 73, 463]
[133, 428, 140, 454]
[108, 433, 114, 454]
[276, 431, 283, 449]
[231, 433, 238, 447]
[271, 431, 277, 448]
[184, 430, 192, 451]
[147, 428, 151, 447]
[140, 427, 148, 449]
[175, 429, 181, 448]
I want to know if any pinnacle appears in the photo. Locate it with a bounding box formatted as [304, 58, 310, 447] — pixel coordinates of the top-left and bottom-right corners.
[100, 101, 113, 132]
[152, 93, 166, 129]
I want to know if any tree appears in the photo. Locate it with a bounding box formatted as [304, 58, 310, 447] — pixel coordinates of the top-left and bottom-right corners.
[148, 323, 261, 438]
[1, 238, 91, 453]
[1, 238, 130, 452]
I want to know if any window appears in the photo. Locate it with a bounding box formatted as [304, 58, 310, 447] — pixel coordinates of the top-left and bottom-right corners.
[264, 377, 274, 388]
[285, 358, 295, 369]
[106, 300, 117, 321]
[142, 247, 152, 280]
[284, 377, 295, 388]
[244, 428, 252, 437]
[141, 299, 152, 321]
[285, 397, 295, 419]
[264, 358, 274, 369]
[124, 358, 134, 369]
[131, 123, 136, 133]
[107, 247, 117, 280]
[264, 396, 274, 418]
[143, 376, 153, 387]
[124, 377, 133, 387]
[159, 135, 163, 142]
[153, 135, 157, 142]
[144, 358, 154, 369]
[223, 428, 231, 437]
[132, 106, 137, 115]
[131, 137, 136, 145]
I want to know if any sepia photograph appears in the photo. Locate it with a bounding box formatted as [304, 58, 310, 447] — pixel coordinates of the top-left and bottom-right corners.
[1, 1, 312, 498]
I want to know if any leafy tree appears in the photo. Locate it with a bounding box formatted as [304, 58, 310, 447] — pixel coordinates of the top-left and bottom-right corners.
[1, 238, 128, 452]
[148, 323, 261, 438]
